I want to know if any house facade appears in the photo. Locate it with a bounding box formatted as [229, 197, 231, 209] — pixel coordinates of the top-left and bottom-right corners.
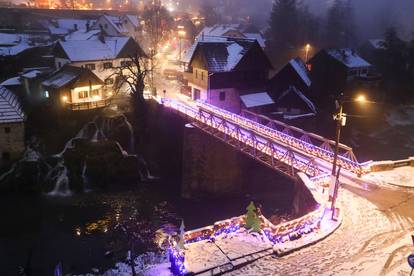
[184, 38, 272, 114]
[309, 48, 379, 107]
[92, 15, 140, 38]
[53, 36, 145, 92]
[0, 86, 25, 167]
[42, 65, 108, 111]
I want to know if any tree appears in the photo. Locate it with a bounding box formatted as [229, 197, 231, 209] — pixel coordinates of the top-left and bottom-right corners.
[111, 50, 151, 148]
[324, 0, 356, 48]
[245, 201, 261, 232]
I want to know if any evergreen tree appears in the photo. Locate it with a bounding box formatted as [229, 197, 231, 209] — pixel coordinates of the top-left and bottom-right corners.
[245, 202, 261, 232]
[324, 0, 356, 48]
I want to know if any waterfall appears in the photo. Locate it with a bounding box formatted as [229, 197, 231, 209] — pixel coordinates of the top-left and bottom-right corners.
[119, 114, 135, 154]
[47, 161, 72, 197]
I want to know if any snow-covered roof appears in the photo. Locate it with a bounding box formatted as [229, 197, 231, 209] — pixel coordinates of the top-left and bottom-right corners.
[240, 92, 274, 108]
[102, 15, 129, 34]
[22, 70, 42, 79]
[244, 33, 265, 48]
[47, 19, 96, 36]
[200, 24, 243, 37]
[0, 86, 24, 124]
[278, 86, 316, 114]
[57, 36, 131, 62]
[65, 29, 101, 41]
[42, 67, 81, 89]
[0, 76, 21, 86]
[327, 48, 371, 68]
[0, 33, 21, 46]
[0, 32, 50, 56]
[182, 35, 228, 63]
[189, 38, 257, 72]
[289, 58, 311, 87]
[124, 14, 139, 28]
[369, 39, 385, 50]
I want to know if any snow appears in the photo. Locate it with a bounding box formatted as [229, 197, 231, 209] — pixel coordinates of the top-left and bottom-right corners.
[182, 35, 227, 63]
[225, 43, 245, 71]
[278, 86, 317, 114]
[289, 58, 311, 87]
[240, 92, 274, 108]
[0, 33, 50, 56]
[103, 15, 129, 34]
[58, 36, 130, 62]
[0, 32, 20, 46]
[65, 29, 100, 41]
[184, 240, 230, 274]
[0, 86, 24, 123]
[42, 70, 79, 89]
[201, 24, 241, 37]
[125, 14, 139, 28]
[22, 70, 42, 79]
[364, 166, 414, 188]
[369, 39, 385, 50]
[0, 76, 21, 86]
[327, 48, 371, 68]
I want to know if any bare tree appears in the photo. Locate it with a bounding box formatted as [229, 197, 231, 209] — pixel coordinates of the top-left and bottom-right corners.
[110, 52, 152, 147]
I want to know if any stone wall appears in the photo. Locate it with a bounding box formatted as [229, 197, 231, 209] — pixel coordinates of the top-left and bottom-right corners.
[0, 122, 25, 168]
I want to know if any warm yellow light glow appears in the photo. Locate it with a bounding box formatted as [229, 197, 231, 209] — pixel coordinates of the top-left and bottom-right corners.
[62, 96, 68, 102]
[306, 44, 311, 50]
[178, 30, 186, 37]
[92, 95, 102, 101]
[107, 91, 113, 96]
[355, 95, 367, 103]
[72, 85, 102, 93]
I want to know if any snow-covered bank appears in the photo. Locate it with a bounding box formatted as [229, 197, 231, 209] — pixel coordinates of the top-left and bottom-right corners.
[364, 166, 414, 188]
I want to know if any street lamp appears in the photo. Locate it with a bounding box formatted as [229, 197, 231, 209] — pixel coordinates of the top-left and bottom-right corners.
[330, 93, 368, 219]
[305, 44, 311, 63]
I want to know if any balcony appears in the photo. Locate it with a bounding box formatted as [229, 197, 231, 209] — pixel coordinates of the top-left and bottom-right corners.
[67, 98, 112, 111]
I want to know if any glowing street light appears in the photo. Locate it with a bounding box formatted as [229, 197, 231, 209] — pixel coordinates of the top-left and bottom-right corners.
[305, 44, 311, 63]
[62, 96, 68, 102]
[330, 93, 370, 219]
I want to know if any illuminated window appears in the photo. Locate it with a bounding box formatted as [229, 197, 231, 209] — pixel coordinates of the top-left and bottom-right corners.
[78, 91, 88, 99]
[44, 91, 49, 98]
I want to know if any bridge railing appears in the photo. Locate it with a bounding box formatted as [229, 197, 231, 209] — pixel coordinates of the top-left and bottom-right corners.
[162, 98, 325, 177]
[196, 101, 371, 176]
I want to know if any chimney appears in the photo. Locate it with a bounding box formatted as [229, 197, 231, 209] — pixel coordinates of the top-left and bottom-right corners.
[74, 23, 78, 31]
[99, 32, 105, 43]
[86, 21, 90, 32]
[201, 32, 204, 41]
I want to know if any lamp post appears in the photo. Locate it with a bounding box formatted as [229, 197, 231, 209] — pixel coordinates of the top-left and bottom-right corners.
[330, 93, 367, 219]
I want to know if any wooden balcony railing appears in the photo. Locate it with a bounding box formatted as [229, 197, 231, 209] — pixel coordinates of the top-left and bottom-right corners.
[68, 98, 112, 111]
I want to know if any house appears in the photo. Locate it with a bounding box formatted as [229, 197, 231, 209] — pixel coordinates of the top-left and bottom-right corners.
[41, 65, 109, 111]
[358, 39, 385, 64]
[309, 48, 379, 107]
[93, 14, 140, 38]
[43, 19, 96, 39]
[53, 36, 145, 91]
[184, 38, 272, 113]
[268, 57, 311, 99]
[0, 86, 25, 167]
[273, 86, 317, 120]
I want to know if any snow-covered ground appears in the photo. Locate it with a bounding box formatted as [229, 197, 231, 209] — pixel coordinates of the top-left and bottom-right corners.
[364, 166, 414, 188]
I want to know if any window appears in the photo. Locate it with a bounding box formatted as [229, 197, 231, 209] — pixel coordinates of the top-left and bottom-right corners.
[90, 89, 99, 96]
[105, 78, 114, 85]
[2, 152, 10, 161]
[103, 62, 113, 69]
[78, 91, 88, 99]
[219, 91, 226, 101]
[201, 71, 204, 81]
[85, 63, 96, 70]
[44, 91, 49, 98]
[4, 127, 10, 133]
[121, 60, 133, 67]
[195, 70, 198, 79]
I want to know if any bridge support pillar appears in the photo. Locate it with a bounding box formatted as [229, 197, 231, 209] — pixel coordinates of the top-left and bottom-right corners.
[182, 123, 243, 199]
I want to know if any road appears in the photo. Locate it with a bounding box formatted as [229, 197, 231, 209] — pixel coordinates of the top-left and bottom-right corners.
[227, 182, 414, 275]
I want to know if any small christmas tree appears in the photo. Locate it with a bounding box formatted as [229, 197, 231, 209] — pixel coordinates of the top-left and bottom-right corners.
[245, 201, 261, 232]
[177, 220, 186, 250]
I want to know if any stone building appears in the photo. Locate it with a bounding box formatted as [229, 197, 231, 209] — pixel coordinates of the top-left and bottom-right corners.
[0, 86, 25, 168]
